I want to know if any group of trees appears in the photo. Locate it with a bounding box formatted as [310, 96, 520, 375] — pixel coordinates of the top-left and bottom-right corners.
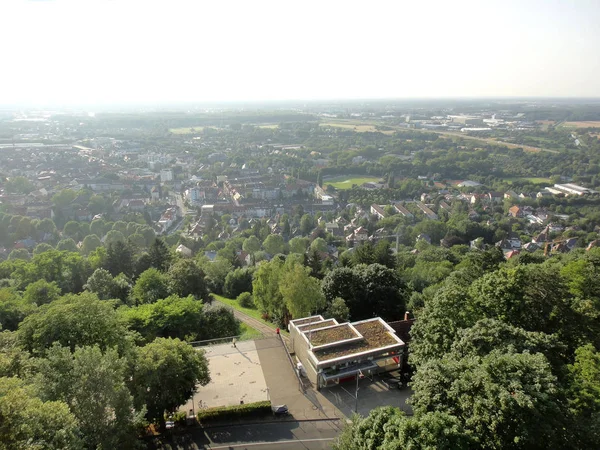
[0, 235, 245, 447]
[335, 248, 600, 449]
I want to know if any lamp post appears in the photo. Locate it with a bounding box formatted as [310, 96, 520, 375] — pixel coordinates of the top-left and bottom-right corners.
[354, 369, 364, 413]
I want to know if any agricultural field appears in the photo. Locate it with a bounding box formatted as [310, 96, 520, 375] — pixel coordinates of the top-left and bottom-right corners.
[561, 121, 600, 129]
[169, 126, 205, 134]
[324, 175, 383, 190]
[320, 121, 395, 135]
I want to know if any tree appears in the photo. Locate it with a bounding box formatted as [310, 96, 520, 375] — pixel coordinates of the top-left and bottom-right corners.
[36, 218, 57, 235]
[119, 295, 205, 342]
[22, 279, 61, 306]
[17, 292, 130, 355]
[373, 239, 395, 268]
[56, 238, 78, 253]
[62, 221, 80, 240]
[253, 258, 286, 323]
[129, 232, 146, 248]
[333, 407, 473, 450]
[322, 264, 406, 321]
[242, 235, 261, 255]
[8, 248, 29, 261]
[0, 288, 34, 331]
[148, 238, 173, 272]
[237, 292, 253, 308]
[263, 234, 285, 255]
[132, 268, 169, 304]
[167, 259, 208, 300]
[300, 214, 314, 236]
[289, 236, 310, 254]
[5, 176, 34, 194]
[201, 258, 233, 295]
[325, 297, 350, 323]
[80, 234, 102, 255]
[310, 237, 328, 253]
[411, 350, 565, 449]
[90, 219, 105, 237]
[84, 268, 119, 300]
[305, 248, 324, 279]
[223, 267, 254, 299]
[33, 242, 54, 256]
[279, 261, 326, 319]
[0, 376, 80, 449]
[105, 240, 134, 278]
[51, 189, 77, 208]
[34, 344, 144, 450]
[132, 338, 210, 429]
[567, 344, 600, 446]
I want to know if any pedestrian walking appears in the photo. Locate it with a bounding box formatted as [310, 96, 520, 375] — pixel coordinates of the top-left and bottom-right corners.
[232, 337, 237, 348]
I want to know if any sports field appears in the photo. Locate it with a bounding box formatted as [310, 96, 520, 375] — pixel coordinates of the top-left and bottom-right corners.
[503, 177, 551, 184]
[324, 176, 382, 190]
[169, 126, 205, 134]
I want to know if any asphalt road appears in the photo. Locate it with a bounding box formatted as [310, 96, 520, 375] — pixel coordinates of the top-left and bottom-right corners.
[149, 420, 341, 450]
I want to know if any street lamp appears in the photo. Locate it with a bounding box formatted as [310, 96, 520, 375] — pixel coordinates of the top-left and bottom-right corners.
[355, 369, 364, 413]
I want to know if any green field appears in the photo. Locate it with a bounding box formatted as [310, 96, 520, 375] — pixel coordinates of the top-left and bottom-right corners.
[213, 294, 272, 326]
[503, 177, 551, 184]
[213, 294, 289, 336]
[239, 323, 262, 340]
[324, 176, 382, 190]
[169, 126, 205, 134]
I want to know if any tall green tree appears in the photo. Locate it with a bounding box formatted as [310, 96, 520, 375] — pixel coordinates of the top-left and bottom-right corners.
[132, 268, 170, 305]
[22, 279, 61, 306]
[17, 292, 129, 355]
[132, 338, 210, 429]
[0, 376, 80, 449]
[279, 262, 325, 319]
[148, 238, 173, 272]
[105, 240, 134, 278]
[168, 259, 208, 300]
[34, 344, 144, 450]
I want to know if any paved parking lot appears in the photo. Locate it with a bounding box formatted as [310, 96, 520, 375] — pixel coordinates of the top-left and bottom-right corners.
[319, 374, 412, 417]
[181, 340, 269, 414]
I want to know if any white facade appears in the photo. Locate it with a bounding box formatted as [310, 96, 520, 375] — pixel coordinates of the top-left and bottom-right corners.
[160, 169, 174, 182]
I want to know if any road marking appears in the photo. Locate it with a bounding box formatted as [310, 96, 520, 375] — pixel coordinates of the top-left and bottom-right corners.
[208, 438, 335, 448]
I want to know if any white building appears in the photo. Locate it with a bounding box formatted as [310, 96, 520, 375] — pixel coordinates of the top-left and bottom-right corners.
[160, 169, 174, 183]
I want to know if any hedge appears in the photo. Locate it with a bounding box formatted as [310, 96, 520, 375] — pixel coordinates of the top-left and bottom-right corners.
[197, 401, 272, 423]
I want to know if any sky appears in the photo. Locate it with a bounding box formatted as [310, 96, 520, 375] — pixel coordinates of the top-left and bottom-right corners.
[1, 0, 600, 106]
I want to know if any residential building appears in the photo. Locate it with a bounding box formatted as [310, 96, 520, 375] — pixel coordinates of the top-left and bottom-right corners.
[393, 203, 414, 219]
[416, 202, 438, 220]
[370, 204, 386, 220]
[160, 169, 173, 183]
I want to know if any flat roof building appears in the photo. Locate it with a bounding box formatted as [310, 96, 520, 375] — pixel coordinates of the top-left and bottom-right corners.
[289, 315, 405, 389]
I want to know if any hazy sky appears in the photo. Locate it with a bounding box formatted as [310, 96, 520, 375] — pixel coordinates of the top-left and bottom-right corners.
[1, 0, 600, 105]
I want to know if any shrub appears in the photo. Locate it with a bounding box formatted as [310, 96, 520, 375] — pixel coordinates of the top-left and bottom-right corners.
[197, 401, 271, 423]
[236, 292, 254, 308]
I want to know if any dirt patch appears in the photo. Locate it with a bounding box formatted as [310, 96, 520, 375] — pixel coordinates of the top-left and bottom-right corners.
[309, 324, 359, 346]
[299, 319, 337, 332]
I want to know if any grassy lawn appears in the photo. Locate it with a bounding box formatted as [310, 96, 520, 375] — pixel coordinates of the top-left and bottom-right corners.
[169, 126, 205, 134]
[503, 177, 551, 184]
[324, 175, 382, 190]
[239, 323, 262, 341]
[212, 294, 273, 327]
